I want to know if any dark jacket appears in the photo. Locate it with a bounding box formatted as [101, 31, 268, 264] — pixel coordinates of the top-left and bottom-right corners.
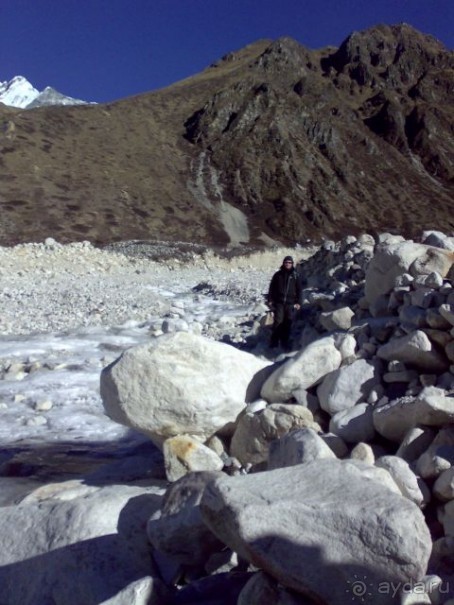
[268, 266, 302, 306]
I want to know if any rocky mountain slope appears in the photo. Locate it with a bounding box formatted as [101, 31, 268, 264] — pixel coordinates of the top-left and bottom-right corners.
[0, 24, 453, 246]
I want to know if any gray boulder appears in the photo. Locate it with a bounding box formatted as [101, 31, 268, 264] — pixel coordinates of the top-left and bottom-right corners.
[319, 306, 355, 331]
[440, 304, 454, 327]
[267, 427, 336, 470]
[376, 455, 425, 507]
[433, 468, 454, 502]
[395, 427, 437, 463]
[421, 231, 454, 251]
[230, 404, 318, 466]
[201, 459, 431, 605]
[415, 427, 454, 480]
[260, 335, 342, 403]
[238, 571, 308, 605]
[373, 388, 454, 442]
[320, 432, 349, 458]
[0, 484, 168, 605]
[329, 403, 376, 444]
[439, 501, 454, 537]
[163, 435, 224, 481]
[350, 442, 375, 464]
[365, 241, 454, 307]
[317, 359, 381, 416]
[147, 471, 224, 567]
[376, 331, 448, 373]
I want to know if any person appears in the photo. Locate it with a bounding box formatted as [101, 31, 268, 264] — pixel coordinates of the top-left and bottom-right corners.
[267, 255, 301, 349]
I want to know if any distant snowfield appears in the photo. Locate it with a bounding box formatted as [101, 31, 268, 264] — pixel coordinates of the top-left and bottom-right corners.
[0, 240, 305, 490]
[0, 75, 39, 107]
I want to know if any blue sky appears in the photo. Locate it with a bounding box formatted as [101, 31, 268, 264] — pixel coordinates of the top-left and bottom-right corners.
[1, 0, 453, 103]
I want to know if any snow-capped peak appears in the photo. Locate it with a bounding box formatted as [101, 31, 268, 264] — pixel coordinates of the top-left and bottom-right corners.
[0, 75, 94, 109]
[27, 86, 89, 109]
[0, 75, 39, 108]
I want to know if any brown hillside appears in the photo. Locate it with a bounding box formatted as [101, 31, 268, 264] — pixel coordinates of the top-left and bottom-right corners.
[0, 24, 453, 247]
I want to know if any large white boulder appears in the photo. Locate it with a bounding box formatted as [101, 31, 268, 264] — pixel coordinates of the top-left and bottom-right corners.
[201, 459, 431, 605]
[0, 484, 168, 605]
[260, 335, 342, 403]
[100, 332, 270, 447]
[365, 241, 454, 307]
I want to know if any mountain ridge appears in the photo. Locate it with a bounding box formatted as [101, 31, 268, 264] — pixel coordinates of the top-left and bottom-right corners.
[0, 75, 92, 109]
[0, 24, 453, 247]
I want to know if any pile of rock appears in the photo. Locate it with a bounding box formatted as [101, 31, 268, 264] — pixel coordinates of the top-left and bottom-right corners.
[97, 231, 454, 603]
[6, 232, 452, 604]
[0, 238, 131, 276]
[295, 233, 376, 339]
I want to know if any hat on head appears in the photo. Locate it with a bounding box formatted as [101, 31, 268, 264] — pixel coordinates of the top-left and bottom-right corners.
[283, 256, 294, 263]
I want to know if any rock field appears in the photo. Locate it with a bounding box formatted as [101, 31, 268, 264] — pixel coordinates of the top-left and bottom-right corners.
[0, 238, 305, 336]
[1, 231, 454, 605]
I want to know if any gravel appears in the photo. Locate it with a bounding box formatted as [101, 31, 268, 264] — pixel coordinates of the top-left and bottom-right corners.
[0, 239, 301, 336]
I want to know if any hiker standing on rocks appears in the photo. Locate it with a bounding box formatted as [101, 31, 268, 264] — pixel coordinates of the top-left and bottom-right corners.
[267, 255, 301, 349]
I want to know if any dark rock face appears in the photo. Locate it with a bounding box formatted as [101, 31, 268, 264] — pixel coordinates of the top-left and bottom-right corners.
[0, 24, 453, 246]
[183, 25, 454, 244]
